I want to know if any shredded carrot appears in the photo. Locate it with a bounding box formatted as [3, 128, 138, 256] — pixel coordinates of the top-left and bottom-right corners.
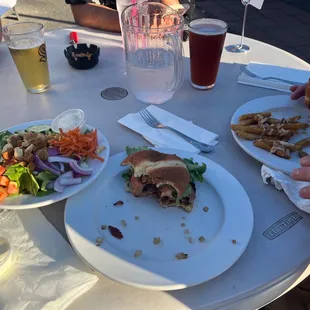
[49, 128, 104, 162]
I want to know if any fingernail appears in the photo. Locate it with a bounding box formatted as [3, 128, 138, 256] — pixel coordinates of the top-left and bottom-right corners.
[300, 188, 308, 197]
[291, 169, 299, 178]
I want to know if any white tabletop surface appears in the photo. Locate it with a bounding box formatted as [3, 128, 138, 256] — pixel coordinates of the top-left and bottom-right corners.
[1, 27, 310, 310]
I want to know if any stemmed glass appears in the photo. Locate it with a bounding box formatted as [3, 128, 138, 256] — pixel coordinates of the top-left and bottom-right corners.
[226, 0, 251, 53]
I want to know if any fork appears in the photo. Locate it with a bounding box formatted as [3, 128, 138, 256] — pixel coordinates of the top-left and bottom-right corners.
[139, 109, 213, 153]
[240, 65, 303, 86]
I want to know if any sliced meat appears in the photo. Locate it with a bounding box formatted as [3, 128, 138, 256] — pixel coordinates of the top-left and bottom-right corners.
[37, 147, 48, 161]
[130, 176, 144, 197]
[8, 135, 23, 148]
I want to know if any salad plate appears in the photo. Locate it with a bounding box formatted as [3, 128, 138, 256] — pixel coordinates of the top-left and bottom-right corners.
[0, 119, 109, 210]
[65, 147, 253, 291]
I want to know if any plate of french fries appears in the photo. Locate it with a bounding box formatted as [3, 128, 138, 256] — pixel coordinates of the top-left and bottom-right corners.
[231, 95, 310, 174]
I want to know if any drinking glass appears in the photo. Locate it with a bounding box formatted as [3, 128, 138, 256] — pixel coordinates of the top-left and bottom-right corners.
[122, 2, 184, 104]
[189, 18, 227, 90]
[2, 22, 51, 94]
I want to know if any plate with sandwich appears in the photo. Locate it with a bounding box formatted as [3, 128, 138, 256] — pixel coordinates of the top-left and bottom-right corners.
[65, 147, 253, 290]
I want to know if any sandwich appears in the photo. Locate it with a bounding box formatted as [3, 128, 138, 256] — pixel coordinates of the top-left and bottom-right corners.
[121, 147, 206, 212]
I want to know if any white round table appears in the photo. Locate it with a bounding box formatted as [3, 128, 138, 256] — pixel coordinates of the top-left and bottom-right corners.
[1, 27, 310, 310]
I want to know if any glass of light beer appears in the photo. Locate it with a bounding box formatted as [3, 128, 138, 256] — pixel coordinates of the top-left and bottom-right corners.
[2, 22, 50, 94]
[189, 19, 227, 90]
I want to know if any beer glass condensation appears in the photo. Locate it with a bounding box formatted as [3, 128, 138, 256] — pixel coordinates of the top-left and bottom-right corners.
[2, 22, 51, 94]
[189, 19, 227, 90]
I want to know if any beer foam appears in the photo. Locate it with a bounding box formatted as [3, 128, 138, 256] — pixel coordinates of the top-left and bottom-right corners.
[189, 19, 227, 36]
[8, 37, 44, 49]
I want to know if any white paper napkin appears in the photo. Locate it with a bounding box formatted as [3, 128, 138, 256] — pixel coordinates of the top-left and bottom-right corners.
[237, 62, 309, 92]
[118, 105, 219, 153]
[0, 209, 98, 310]
[261, 165, 310, 213]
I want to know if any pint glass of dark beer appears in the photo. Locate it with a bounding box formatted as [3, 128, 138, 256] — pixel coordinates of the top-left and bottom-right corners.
[189, 19, 227, 90]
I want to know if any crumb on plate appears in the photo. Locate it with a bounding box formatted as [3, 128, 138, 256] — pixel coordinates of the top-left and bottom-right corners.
[203, 206, 209, 212]
[121, 220, 127, 227]
[134, 250, 142, 258]
[96, 237, 104, 246]
[113, 200, 124, 206]
[135, 216, 139, 220]
[176, 252, 188, 260]
[153, 237, 161, 245]
[101, 225, 107, 230]
[108, 226, 124, 239]
[184, 229, 190, 235]
[199, 236, 205, 243]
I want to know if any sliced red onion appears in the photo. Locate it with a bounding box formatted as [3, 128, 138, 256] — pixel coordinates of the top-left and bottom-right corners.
[48, 156, 77, 164]
[45, 161, 61, 172]
[54, 178, 64, 193]
[47, 147, 60, 156]
[59, 177, 82, 186]
[52, 162, 65, 173]
[59, 162, 65, 173]
[34, 154, 61, 176]
[60, 171, 73, 179]
[69, 161, 93, 176]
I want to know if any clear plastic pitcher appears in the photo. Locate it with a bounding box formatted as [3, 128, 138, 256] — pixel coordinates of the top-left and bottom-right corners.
[122, 2, 184, 104]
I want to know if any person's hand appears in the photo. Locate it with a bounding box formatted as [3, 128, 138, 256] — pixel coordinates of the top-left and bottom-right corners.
[291, 155, 310, 198]
[290, 83, 306, 100]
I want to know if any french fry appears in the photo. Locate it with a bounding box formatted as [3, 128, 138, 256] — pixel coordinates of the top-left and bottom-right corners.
[273, 148, 290, 159]
[235, 131, 278, 141]
[287, 116, 301, 123]
[299, 150, 308, 158]
[266, 116, 301, 125]
[266, 118, 279, 125]
[259, 139, 296, 151]
[282, 123, 309, 130]
[253, 140, 272, 152]
[235, 131, 262, 140]
[253, 140, 290, 159]
[238, 112, 271, 121]
[239, 119, 257, 126]
[231, 124, 295, 138]
[295, 138, 310, 151]
[231, 124, 262, 134]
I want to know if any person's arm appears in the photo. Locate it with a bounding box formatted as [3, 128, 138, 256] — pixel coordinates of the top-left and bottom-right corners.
[70, 3, 121, 33]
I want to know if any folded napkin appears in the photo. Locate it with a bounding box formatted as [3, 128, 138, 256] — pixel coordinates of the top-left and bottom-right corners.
[238, 62, 309, 92]
[261, 165, 310, 213]
[0, 209, 98, 310]
[118, 105, 219, 153]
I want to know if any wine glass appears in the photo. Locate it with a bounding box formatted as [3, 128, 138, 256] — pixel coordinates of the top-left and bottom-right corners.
[226, 0, 251, 53]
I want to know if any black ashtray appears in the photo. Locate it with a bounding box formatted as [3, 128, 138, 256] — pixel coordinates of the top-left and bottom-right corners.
[64, 43, 100, 70]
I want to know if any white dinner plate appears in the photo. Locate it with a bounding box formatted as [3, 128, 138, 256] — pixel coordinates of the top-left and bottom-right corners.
[65, 148, 253, 291]
[0, 120, 110, 210]
[231, 95, 310, 175]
